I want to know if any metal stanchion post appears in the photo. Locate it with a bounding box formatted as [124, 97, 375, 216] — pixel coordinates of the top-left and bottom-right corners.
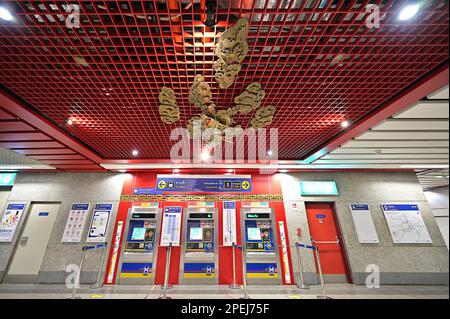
[295, 243, 310, 289]
[70, 247, 87, 299]
[240, 245, 250, 299]
[159, 242, 172, 299]
[313, 246, 327, 299]
[90, 243, 108, 289]
[229, 242, 240, 289]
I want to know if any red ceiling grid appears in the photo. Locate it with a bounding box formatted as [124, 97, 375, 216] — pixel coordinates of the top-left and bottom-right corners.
[0, 104, 104, 171]
[0, 0, 448, 161]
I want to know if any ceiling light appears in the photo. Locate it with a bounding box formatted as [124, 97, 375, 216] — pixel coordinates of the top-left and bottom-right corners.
[0, 7, 14, 21]
[118, 169, 126, 173]
[341, 120, 350, 128]
[279, 169, 288, 173]
[201, 150, 210, 162]
[65, 118, 73, 126]
[132, 150, 139, 156]
[227, 169, 234, 173]
[173, 169, 180, 173]
[267, 150, 273, 156]
[399, 4, 421, 21]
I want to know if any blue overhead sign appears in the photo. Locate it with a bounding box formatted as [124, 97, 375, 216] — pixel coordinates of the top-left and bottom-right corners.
[0, 173, 16, 186]
[156, 175, 252, 193]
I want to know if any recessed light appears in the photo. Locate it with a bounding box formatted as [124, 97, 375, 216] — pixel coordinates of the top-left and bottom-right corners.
[118, 169, 126, 173]
[267, 150, 273, 156]
[341, 120, 350, 128]
[132, 150, 139, 156]
[0, 7, 14, 21]
[173, 169, 180, 173]
[227, 169, 234, 173]
[279, 169, 288, 173]
[399, 4, 421, 21]
[65, 118, 73, 126]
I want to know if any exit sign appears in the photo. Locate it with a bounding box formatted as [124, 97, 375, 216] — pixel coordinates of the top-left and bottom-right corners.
[0, 173, 16, 186]
[300, 181, 339, 196]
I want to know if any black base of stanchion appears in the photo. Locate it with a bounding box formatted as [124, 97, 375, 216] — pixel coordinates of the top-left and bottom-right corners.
[158, 296, 172, 299]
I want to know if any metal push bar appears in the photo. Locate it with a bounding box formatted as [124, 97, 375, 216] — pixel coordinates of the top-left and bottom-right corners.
[70, 243, 108, 299]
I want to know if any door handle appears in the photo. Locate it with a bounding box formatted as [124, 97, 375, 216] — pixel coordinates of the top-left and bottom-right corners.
[311, 236, 340, 245]
[19, 236, 29, 246]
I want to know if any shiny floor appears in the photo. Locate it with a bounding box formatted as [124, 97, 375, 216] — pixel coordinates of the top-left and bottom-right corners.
[0, 284, 448, 299]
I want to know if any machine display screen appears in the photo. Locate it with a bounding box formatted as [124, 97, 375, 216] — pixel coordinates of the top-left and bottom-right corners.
[189, 227, 203, 240]
[247, 227, 262, 241]
[131, 227, 146, 241]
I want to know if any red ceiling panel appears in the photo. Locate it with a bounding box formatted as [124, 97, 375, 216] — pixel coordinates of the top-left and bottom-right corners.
[0, 109, 14, 120]
[13, 148, 76, 155]
[0, 121, 35, 132]
[39, 159, 94, 165]
[0, 0, 448, 162]
[29, 154, 86, 160]
[0, 132, 51, 141]
[0, 141, 64, 149]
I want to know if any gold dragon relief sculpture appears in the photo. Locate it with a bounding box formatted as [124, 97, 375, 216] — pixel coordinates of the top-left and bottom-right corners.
[158, 87, 180, 124]
[157, 18, 276, 147]
[214, 18, 249, 89]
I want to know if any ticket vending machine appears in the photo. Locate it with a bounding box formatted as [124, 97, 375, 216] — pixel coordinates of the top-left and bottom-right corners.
[180, 207, 218, 284]
[117, 207, 162, 285]
[241, 207, 282, 285]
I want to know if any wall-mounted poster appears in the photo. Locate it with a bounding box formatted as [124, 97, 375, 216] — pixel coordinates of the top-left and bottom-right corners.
[0, 203, 26, 242]
[381, 204, 432, 244]
[160, 206, 182, 247]
[223, 201, 237, 247]
[86, 204, 112, 243]
[350, 204, 379, 244]
[61, 203, 90, 243]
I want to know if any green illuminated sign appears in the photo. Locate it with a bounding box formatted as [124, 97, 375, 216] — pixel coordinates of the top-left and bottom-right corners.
[0, 173, 16, 186]
[300, 181, 338, 196]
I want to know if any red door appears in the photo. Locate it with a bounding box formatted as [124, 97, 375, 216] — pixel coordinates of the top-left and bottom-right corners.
[305, 203, 350, 282]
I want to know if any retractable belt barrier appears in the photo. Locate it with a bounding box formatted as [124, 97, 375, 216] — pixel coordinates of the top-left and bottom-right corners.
[70, 242, 108, 299]
[295, 242, 327, 299]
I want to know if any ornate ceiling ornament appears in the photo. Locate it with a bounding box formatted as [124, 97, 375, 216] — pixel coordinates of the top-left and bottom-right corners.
[158, 87, 180, 124]
[214, 18, 249, 89]
[157, 18, 276, 148]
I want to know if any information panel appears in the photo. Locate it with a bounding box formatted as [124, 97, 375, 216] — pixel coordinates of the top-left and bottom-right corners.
[381, 204, 432, 244]
[223, 201, 237, 247]
[156, 175, 252, 192]
[160, 206, 182, 247]
[0, 203, 26, 242]
[62, 203, 90, 243]
[86, 204, 112, 243]
[350, 204, 379, 244]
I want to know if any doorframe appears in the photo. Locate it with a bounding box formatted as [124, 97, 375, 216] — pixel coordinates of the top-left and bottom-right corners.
[304, 201, 354, 284]
[2, 201, 61, 284]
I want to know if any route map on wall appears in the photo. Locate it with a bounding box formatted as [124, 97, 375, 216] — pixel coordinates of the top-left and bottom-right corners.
[381, 204, 432, 244]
